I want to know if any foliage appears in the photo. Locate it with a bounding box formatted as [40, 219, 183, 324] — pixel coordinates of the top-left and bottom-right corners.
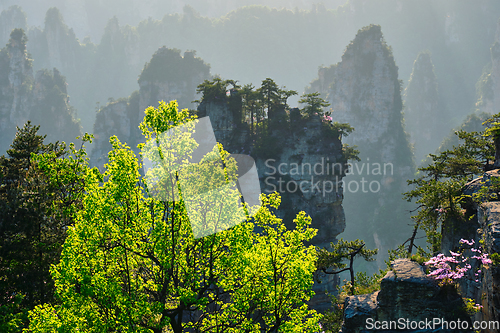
[27, 100, 321, 333]
[0, 294, 28, 333]
[0, 122, 89, 330]
[299, 92, 330, 118]
[483, 112, 500, 166]
[258, 77, 297, 121]
[425, 239, 490, 317]
[463, 297, 483, 316]
[404, 117, 496, 252]
[195, 77, 238, 103]
[316, 238, 377, 295]
[489, 252, 500, 266]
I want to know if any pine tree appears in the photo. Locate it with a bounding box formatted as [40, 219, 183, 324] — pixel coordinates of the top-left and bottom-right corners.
[0, 122, 87, 317]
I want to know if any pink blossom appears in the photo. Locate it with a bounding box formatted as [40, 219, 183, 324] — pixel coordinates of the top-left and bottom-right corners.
[459, 239, 475, 246]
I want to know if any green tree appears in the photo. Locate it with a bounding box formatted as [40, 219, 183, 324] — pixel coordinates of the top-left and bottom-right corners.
[241, 83, 261, 135]
[257, 78, 297, 123]
[0, 122, 89, 330]
[257, 78, 280, 121]
[483, 112, 500, 167]
[299, 92, 330, 118]
[315, 239, 377, 295]
[195, 77, 238, 103]
[28, 100, 321, 333]
[404, 115, 495, 253]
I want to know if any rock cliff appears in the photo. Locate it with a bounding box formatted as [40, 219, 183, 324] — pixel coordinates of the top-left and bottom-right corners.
[197, 96, 347, 312]
[404, 52, 443, 164]
[441, 170, 500, 329]
[0, 5, 26, 47]
[309, 24, 414, 265]
[89, 47, 210, 167]
[26, 7, 95, 132]
[92, 68, 348, 311]
[341, 259, 470, 333]
[476, 19, 500, 116]
[0, 29, 80, 153]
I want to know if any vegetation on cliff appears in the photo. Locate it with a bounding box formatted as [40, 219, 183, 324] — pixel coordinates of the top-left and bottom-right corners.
[404, 113, 498, 253]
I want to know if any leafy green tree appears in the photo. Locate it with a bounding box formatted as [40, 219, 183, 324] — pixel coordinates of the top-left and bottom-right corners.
[299, 92, 330, 118]
[28, 100, 321, 333]
[0, 122, 89, 330]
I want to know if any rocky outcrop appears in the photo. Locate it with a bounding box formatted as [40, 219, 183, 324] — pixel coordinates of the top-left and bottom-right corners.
[404, 52, 443, 163]
[0, 28, 32, 142]
[478, 201, 500, 326]
[137, 47, 209, 122]
[0, 29, 80, 153]
[476, 19, 500, 116]
[27, 7, 82, 74]
[24, 7, 97, 132]
[197, 96, 346, 311]
[442, 170, 500, 329]
[90, 47, 210, 167]
[309, 24, 414, 265]
[90, 92, 139, 168]
[0, 5, 26, 47]
[341, 259, 470, 333]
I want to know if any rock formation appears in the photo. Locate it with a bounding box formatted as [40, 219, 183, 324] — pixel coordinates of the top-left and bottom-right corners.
[341, 259, 470, 333]
[27, 8, 82, 74]
[404, 52, 443, 164]
[476, 19, 500, 116]
[25, 7, 95, 132]
[197, 96, 347, 312]
[0, 29, 80, 153]
[0, 5, 26, 47]
[89, 47, 210, 167]
[137, 47, 210, 124]
[92, 66, 348, 311]
[309, 24, 414, 265]
[441, 170, 500, 328]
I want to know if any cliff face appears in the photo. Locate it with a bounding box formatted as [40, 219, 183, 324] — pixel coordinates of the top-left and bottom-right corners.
[309, 25, 414, 264]
[91, 93, 139, 168]
[441, 170, 500, 328]
[0, 29, 80, 153]
[476, 19, 500, 116]
[404, 52, 443, 163]
[25, 7, 95, 132]
[0, 5, 27, 47]
[198, 98, 346, 311]
[137, 48, 210, 122]
[199, 100, 346, 246]
[27, 8, 82, 74]
[90, 47, 210, 167]
[0, 29, 32, 142]
[341, 259, 470, 333]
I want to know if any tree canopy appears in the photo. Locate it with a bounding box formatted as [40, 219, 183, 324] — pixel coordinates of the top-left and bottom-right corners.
[27, 100, 322, 333]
